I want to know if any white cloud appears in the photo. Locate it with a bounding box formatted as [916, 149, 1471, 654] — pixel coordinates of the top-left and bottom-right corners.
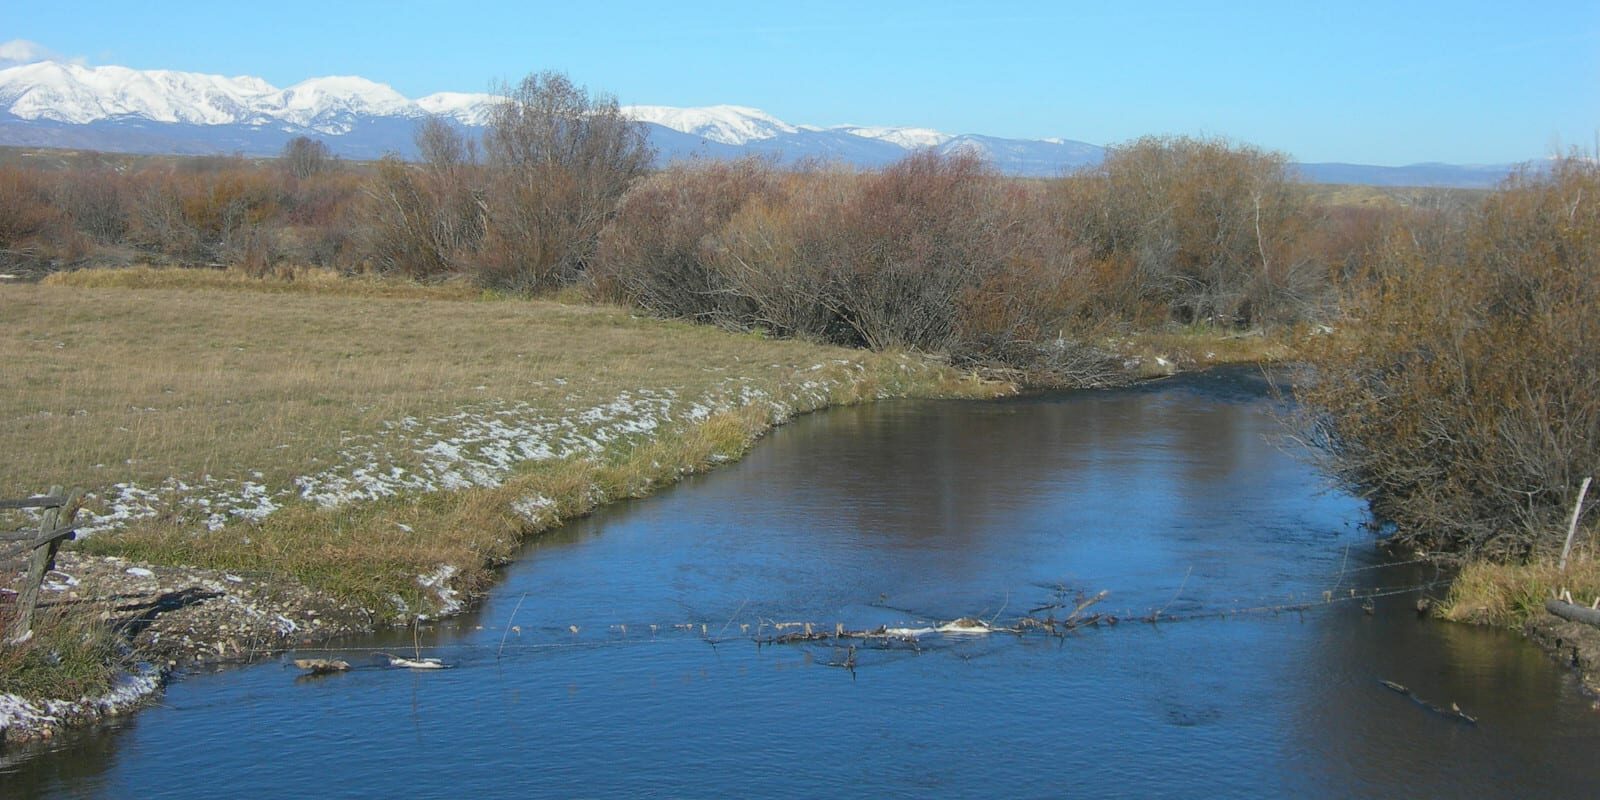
[0, 40, 85, 69]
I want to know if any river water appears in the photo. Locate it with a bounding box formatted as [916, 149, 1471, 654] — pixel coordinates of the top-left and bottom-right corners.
[7, 367, 1600, 797]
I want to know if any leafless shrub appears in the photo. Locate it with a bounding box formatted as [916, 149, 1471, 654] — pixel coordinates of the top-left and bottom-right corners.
[593, 157, 781, 326]
[53, 167, 129, 243]
[1052, 135, 1324, 327]
[476, 72, 654, 291]
[281, 136, 336, 180]
[359, 119, 485, 279]
[593, 151, 1112, 382]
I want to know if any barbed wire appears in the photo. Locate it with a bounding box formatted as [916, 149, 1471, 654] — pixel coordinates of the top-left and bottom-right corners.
[248, 572, 1453, 668]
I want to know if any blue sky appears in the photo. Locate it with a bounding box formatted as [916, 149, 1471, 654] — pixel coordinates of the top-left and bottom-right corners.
[7, 0, 1598, 165]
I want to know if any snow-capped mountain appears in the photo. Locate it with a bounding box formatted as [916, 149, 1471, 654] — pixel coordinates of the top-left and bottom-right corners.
[415, 92, 498, 126]
[622, 104, 798, 146]
[0, 59, 1520, 186]
[0, 61, 493, 135]
[824, 125, 953, 150]
[0, 60, 1110, 175]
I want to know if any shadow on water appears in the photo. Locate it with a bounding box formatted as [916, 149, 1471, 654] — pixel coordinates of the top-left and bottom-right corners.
[7, 366, 1600, 798]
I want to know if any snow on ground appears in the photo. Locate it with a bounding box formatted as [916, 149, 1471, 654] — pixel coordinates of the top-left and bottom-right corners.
[0, 667, 160, 743]
[70, 363, 883, 539]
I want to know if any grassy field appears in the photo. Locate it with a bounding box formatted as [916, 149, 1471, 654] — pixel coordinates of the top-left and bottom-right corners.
[1301, 182, 1486, 209]
[2, 267, 1004, 617]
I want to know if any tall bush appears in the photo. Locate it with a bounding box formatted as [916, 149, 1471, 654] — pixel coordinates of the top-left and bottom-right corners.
[1051, 136, 1325, 327]
[477, 72, 654, 291]
[360, 119, 485, 279]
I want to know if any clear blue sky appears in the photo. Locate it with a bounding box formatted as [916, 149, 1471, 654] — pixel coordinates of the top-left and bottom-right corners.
[7, 0, 1598, 165]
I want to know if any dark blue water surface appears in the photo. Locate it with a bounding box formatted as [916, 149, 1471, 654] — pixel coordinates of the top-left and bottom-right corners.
[8, 367, 1600, 798]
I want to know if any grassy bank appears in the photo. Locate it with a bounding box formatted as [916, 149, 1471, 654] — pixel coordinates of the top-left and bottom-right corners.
[3, 267, 1004, 625]
[1442, 556, 1600, 627]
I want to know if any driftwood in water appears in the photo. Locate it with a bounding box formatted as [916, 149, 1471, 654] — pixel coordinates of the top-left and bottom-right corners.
[771, 630, 832, 644]
[293, 658, 351, 675]
[1545, 598, 1600, 628]
[1379, 679, 1477, 725]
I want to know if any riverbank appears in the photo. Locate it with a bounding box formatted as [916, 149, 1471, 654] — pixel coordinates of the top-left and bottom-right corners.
[3, 266, 1015, 744]
[1441, 556, 1600, 694]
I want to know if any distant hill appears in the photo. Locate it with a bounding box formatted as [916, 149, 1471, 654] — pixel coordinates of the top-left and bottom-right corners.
[0, 60, 1526, 187]
[1294, 162, 1520, 189]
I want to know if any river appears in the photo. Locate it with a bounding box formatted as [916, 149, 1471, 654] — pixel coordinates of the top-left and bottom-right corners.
[7, 367, 1600, 797]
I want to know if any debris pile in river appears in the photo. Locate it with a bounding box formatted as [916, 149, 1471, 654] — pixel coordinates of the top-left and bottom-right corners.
[756, 590, 1113, 648]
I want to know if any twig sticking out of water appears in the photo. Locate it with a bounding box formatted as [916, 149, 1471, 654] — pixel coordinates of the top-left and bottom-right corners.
[1066, 590, 1110, 624]
[1330, 544, 1350, 596]
[1153, 567, 1193, 621]
[988, 592, 1009, 627]
[711, 598, 749, 645]
[499, 592, 527, 659]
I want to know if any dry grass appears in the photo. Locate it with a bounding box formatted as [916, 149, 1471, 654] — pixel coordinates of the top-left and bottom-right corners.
[4, 267, 1003, 617]
[1441, 554, 1600, 627]
[0, 602, 126, 701]
[43, 264, 486, 300]
[1110, 325, 1296, 378]
[1303, 183, 1485, 210]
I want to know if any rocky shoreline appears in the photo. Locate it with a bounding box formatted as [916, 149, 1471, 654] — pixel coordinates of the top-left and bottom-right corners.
[1, 551, 380, 746]
[1522, 611, 1600, 697]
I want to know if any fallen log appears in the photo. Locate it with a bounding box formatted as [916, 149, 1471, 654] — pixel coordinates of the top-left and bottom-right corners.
[1545, 598, 1600, 628]
[1379, 679, 1478, 725]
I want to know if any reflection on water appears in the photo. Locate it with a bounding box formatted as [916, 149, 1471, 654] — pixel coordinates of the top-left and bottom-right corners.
[7, 367, 1599, 798]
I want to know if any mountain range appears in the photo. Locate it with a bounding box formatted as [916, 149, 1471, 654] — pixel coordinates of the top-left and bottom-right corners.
[0, 60, 1520, 188]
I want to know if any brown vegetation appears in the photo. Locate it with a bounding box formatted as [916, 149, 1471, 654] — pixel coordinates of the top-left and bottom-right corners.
[591, 140, 1347, 383]
[1051, 136, 1329, 327]
[1299, 156, 1600, 557]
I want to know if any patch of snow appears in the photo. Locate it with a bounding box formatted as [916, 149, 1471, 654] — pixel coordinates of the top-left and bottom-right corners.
[42, 571, 78, 591]
[0, 666, 160, 740]
[510, 495, 554, 525]
[416, 564, 463, 617]
[60, 360, 884, 541]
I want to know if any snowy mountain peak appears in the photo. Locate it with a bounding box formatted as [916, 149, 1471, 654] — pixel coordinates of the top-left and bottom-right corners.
[282, 76, 410, 112]
[276, 75, 415, 131]
[828, 124, 954, 150]
[0, 61, 287, 126]
[416, 91, 501, 125]
[620, 104, 799, 145]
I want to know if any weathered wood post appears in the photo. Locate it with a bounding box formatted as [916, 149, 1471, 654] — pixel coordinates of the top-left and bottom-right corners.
[1560, 476, 1593, 573]
[5, 486, 84, 644]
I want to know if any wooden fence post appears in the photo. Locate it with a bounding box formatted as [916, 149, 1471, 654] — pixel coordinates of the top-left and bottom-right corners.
[5, 485, 83, 644]
[1560, 476, 1593, 573]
